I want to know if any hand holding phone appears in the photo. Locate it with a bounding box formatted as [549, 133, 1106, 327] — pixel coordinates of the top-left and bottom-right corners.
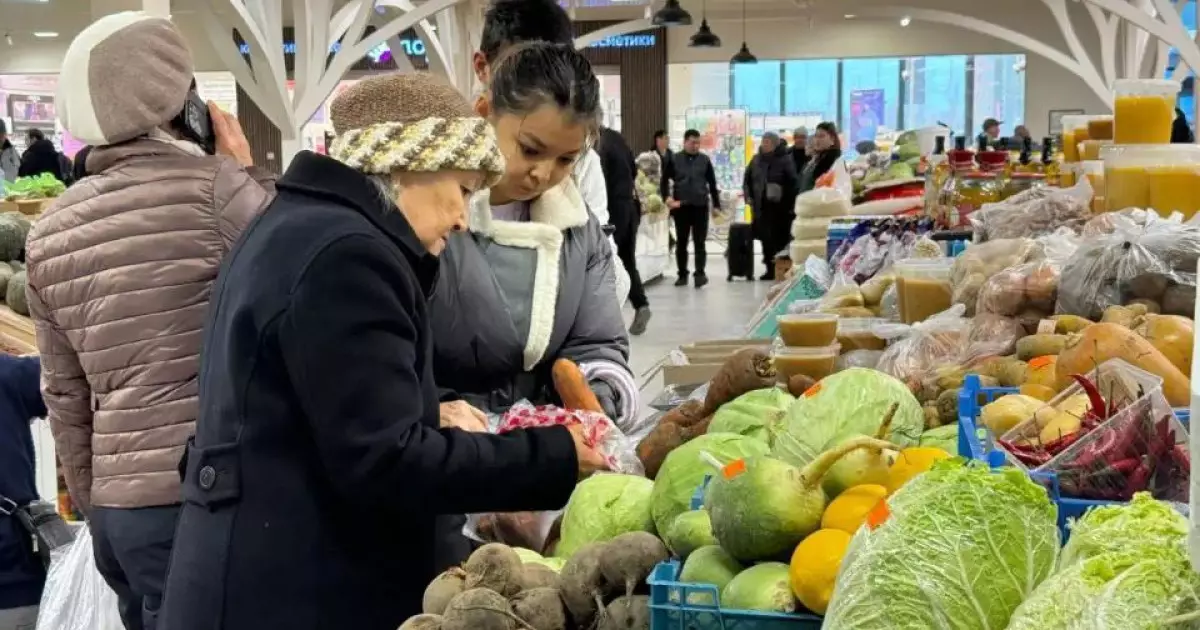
[208, 102, 253, 168]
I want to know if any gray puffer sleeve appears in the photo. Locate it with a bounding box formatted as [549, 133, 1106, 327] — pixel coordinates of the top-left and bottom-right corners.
[557, 220, 644, 434]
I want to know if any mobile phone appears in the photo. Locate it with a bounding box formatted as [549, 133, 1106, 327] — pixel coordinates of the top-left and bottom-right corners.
[173, 89, 216, 155]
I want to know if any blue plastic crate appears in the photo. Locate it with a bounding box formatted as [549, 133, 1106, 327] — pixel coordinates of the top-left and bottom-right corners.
[956, 374, 1191, 539]
[648, 560, 823, 630]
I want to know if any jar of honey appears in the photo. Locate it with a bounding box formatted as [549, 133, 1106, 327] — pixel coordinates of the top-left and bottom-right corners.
[1079, 139, 1112, 162]
[894, 258, 954, 324]
[1081, 160, 1104, 197]
[1060, 114, 1089, 163]
[1086, 115, 1114, 141]
[1114, 79, 1180, 144]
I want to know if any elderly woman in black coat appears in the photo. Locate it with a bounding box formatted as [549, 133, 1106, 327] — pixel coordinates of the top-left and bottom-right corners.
[161, 73, 606, 630]
[744, 132, 798, 280]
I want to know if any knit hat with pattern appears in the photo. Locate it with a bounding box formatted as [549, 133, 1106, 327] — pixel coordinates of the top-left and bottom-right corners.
[57, 11, 193, 146]
[328, 73, 505, 186]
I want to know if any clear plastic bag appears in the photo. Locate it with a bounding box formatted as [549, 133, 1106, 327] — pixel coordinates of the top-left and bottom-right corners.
[1057, 213, 1200, 319]
[815, 157, 854, 201]
[970, 177, 1093, 241]
[874, 305, 972, 387]
[794, 187, 851, 218]
[463, 401, 642, 552]
[949, 238, 1041, 314]
[836, 349, 885, 371]
[36, 525, 123, 630]
[1081, 208, 1159, 238]
[975, 231, 1082, 327]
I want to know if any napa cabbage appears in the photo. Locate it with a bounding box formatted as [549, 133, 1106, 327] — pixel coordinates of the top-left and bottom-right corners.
[707, 387, 793, 445]
[822, 462, 1059, 630]
[1059, 492, 1189, 569]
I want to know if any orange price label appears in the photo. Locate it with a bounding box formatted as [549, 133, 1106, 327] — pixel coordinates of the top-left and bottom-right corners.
[722, 459, 747, 480]
[803, 383, 823, 398]
[1029, 355, 1055, 369]
[866, 499, 891, 531]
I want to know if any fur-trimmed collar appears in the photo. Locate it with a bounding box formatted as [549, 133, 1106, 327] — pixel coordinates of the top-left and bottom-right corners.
[467, 177, 590, 371]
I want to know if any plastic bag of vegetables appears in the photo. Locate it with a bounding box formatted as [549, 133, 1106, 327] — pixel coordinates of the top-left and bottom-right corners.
[948, 237, 1040, 314]
[969, 177, 1092, 241]
[1057, 212, 1200, 319]
[822, 462, 1060, 630]
[873, 305, 972, 387]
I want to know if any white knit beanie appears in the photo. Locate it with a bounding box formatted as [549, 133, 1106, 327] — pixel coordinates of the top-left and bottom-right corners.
[57, 11, 194, 146]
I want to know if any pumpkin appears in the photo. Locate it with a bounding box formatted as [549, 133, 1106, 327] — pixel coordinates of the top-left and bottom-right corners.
[789, 529, 852, 615]
[1133, 314, 1194, 378]
[1055, 323, 1190, 406]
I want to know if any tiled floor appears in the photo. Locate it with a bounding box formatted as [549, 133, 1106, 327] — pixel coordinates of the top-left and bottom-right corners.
[623, 253, 772, 401]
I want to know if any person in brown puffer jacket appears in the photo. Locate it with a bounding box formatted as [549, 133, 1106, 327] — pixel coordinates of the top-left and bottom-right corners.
[23, 12, 274, 630]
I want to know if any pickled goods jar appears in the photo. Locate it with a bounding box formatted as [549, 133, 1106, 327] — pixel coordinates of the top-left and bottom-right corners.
[1087, 115, 1114, 141]
[894, 258, 954, 324]
[1114, 79, 1180, 144]
[777, 313, 838, 347]
[773, 345, 840, 382]
[1060, 114, 1088, 163]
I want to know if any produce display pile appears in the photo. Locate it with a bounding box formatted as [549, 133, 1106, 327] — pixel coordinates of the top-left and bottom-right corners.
[2, 173, 65, 201]
[0, 212, 30, 315]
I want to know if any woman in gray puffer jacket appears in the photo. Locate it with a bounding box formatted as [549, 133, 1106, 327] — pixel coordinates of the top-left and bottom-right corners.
[428, 44, 640, 435]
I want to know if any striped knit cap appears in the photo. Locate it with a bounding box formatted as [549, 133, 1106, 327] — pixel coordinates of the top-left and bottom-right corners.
[328, 73, 505, 186]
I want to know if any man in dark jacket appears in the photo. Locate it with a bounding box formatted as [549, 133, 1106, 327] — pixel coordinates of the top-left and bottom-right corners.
[0, 354, 47, 630]
[744, 132, 799, 281]
[661, 128, 721, 288]
[597, 126, 652, 335]
[17, 129, 63, 181]
[790, 126, 810, 177]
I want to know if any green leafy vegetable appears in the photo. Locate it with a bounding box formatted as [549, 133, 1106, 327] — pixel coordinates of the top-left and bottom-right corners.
[1060, 492, 1189, 569]
[3, 173, 64, 200]
[772, 367, 924, 467]
[555, 473, 654, 558]
[822, 462, 1059, 630]
[649, 433, 769, 535]
[707, 387, 793, 445]
[918, 423, 958, 455]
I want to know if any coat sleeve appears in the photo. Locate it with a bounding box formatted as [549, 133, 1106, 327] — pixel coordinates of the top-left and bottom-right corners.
[575, 149, 608, 225]
[24, 284, 94, 514]
[557, 223, 641, 432]
[213, 159, 277, 251]
[279, 235, 579, 515]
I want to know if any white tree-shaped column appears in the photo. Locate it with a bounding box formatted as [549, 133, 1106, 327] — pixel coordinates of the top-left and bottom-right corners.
[195, 0, 468, 166]
[867, 0, 1200, 113]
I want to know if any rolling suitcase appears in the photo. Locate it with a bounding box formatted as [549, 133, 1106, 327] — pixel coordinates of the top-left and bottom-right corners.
[726, 222, 755, 281]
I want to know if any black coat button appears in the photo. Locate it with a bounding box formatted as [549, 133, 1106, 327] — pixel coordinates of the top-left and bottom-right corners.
[198, 465, 217, 490]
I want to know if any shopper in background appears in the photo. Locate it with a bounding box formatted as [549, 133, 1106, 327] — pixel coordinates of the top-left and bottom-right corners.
[790, 126, 810, 177]
[744, 131, 798, 281]
[17, 129, 64, 181]
[471, 0, 630, 304]
[976, 117, 1003, 149]
[598, 125, 652, 334]
[161, 71, 603, 630]
[24, 12, 275, 630]
[69, 145, 92, 185]
[0, 122, 18, 183]
[662, 128, 721, 288]
[1012, 124, 1032, 147]
[653, 129, 674, 177]
[1172, 107, 1195, 143]
[0, 354, 46, 630]
[799, 121, 842, 193]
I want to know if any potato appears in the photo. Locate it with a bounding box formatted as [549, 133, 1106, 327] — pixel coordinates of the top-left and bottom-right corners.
[1015, 334, 1069, 360]
[1162, 284, 1197, 317]
[1126, 299, 1161, 314]
[1128, 272, 1170, 300]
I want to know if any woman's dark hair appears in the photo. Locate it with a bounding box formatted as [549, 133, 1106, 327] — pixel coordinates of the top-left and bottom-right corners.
[816, 122, 838, 137]
[489, 42, 600, 134]
[653, 130, 668, 140]
[479, 0, 572, 63]
[27, 128, 45, 142]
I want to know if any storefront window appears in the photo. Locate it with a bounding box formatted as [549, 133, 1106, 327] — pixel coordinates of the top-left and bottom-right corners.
[732, 61, 783, 115]
[782, 60, 838, 125]
[903, 55, 968, 136]
[841, 58, 901, 148]
[972, 54, 1026, 138]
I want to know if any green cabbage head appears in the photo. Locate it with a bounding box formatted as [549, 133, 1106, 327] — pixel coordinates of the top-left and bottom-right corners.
[1060, 492, 1190, 569]
[555, 473, 654, 558]
[707, 387, 793, 445]
[650, 433, 769, 535]
[772, 367, 924, 467]
[822, 462, 1059, 630]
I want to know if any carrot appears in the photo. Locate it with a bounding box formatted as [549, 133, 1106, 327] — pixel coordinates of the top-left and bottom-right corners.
[552, 358, 606, 415]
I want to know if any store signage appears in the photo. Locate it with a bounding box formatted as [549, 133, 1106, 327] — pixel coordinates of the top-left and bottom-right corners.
[586, 34, 656, 49]
[238, 38, 425, 61]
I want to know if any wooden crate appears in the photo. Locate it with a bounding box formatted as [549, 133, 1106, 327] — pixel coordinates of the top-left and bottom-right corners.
[0, 305, 36, 354]
[0, 198, 52, 216]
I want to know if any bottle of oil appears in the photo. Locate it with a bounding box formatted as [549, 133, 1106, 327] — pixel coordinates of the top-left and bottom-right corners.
[923, 135, 949, 215]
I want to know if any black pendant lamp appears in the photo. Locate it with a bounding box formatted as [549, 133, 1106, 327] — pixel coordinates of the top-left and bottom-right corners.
[652, 0, 693, 27]
[688, 0, 721, 48]
[730, 0, 756, 64]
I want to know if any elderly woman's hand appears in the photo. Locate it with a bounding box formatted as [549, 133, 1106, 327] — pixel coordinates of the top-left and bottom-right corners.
[439, 400, 489, 432]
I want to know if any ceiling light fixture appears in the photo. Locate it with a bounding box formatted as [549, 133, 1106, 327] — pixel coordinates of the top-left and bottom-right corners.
[4, 33, 12, 46]
[652, 0, 692, 27]
[844, 14, 856, 19]
[730, 0, 756, 64]
[688, 0, 721, 48]
[33, 32, 59, 38]
[899, 16, 912, 27]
